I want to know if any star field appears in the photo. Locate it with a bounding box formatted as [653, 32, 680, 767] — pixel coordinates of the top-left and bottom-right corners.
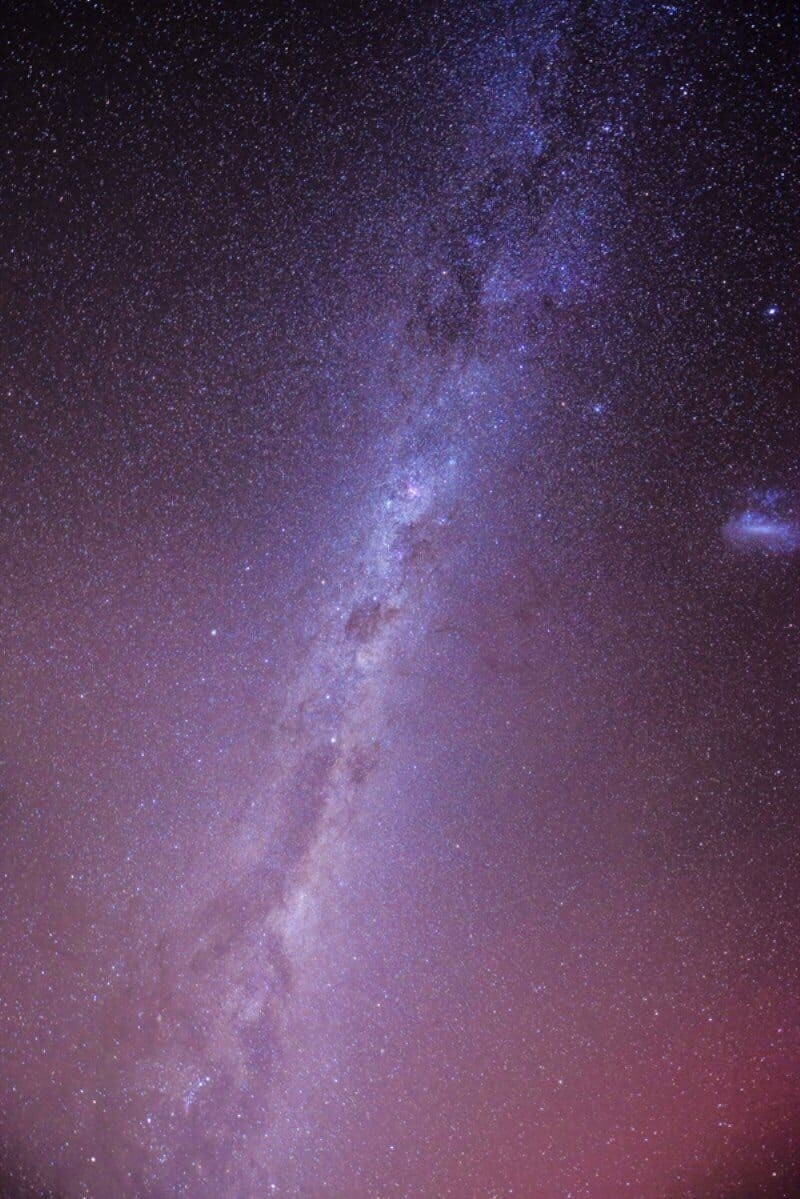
[1, 3, 799, 1198]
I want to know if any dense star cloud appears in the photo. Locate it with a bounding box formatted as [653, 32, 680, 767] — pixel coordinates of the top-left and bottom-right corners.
[1, 2, 799, 1197]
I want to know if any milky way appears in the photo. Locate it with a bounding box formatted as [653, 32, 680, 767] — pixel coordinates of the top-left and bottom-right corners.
[1, 4, 799, 1198]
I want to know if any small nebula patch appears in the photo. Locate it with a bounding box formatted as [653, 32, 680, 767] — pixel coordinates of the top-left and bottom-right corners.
[724, 491, 800, 554]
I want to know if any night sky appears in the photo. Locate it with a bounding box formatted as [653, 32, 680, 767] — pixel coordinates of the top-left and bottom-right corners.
[1, 3, 799, 1197]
